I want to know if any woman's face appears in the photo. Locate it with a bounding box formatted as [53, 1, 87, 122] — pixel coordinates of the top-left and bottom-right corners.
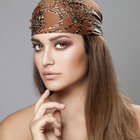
[32, 33, 88, 91]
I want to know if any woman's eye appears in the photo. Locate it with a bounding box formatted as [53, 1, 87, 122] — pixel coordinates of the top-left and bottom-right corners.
[55, 42, 68, 49]
[32, 44, 43, 51]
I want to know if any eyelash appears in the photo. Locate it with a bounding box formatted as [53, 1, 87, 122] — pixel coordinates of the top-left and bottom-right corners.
[32, 44, 42, 52]
[32, 41, 70, 52]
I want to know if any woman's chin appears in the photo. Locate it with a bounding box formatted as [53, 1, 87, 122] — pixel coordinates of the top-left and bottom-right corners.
[45, 84, 66, 92]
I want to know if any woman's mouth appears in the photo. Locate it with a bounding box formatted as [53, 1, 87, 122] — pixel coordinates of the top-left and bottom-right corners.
[43, 73, 61, 80]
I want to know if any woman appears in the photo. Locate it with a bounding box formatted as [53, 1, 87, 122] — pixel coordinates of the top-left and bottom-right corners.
[0, 0, 140, 140]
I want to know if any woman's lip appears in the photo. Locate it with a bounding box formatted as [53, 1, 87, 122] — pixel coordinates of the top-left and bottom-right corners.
[43, 73, 61, 80]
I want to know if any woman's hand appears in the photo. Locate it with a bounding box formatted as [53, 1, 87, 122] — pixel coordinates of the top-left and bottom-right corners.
[30, 90, 65, 140]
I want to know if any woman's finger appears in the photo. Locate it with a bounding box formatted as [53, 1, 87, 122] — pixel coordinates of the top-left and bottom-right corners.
[53, 110, 62, 137]
[33, 102, 65, 120]
[34, 89, 50, 113]
[54, 127, 61, 137]
[45, 114, 62, 137]
[31, 114, 61, 133]
[46, 113, 61, 129]
[53, 110, 62, 123]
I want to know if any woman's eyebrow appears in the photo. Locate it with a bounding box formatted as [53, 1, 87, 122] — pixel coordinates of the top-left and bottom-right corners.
[31, 38, 41, 43]
[31, 35, 71, 43]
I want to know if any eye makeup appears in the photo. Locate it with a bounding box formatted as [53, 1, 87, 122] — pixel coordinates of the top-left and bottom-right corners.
[31, 36, 73, 52]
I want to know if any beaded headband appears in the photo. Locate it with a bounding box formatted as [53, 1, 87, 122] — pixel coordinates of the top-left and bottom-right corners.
[31, 0, 103, 36]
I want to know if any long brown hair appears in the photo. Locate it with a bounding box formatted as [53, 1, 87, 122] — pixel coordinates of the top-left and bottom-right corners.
[33, 34, 139, 140]
[83, 35, 139, 140]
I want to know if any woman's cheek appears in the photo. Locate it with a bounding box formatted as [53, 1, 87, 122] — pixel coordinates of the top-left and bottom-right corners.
[60, 50, 88, 80]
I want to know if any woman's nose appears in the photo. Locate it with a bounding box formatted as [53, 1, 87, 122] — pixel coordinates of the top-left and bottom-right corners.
[42, 48, 55, 66]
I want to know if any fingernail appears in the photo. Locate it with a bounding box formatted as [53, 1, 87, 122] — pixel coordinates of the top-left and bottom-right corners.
[46, 89, 49, 92]
[43, 90, 50, 96]
[57, 129, 61, 136]
[60, 104, 65, 108]
[45, 89, 50, 93]
[59, 130, 61, 136]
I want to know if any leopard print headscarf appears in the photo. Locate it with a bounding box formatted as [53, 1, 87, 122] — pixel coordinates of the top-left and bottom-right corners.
[31, 0, 103, 36]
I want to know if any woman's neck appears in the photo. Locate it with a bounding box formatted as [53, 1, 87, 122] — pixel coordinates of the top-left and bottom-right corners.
[49, 77, 88, 120]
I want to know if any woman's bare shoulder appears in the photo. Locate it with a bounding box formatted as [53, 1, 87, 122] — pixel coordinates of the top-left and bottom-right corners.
[0, 104, 35, 140]
[131, 104, 140, 126]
